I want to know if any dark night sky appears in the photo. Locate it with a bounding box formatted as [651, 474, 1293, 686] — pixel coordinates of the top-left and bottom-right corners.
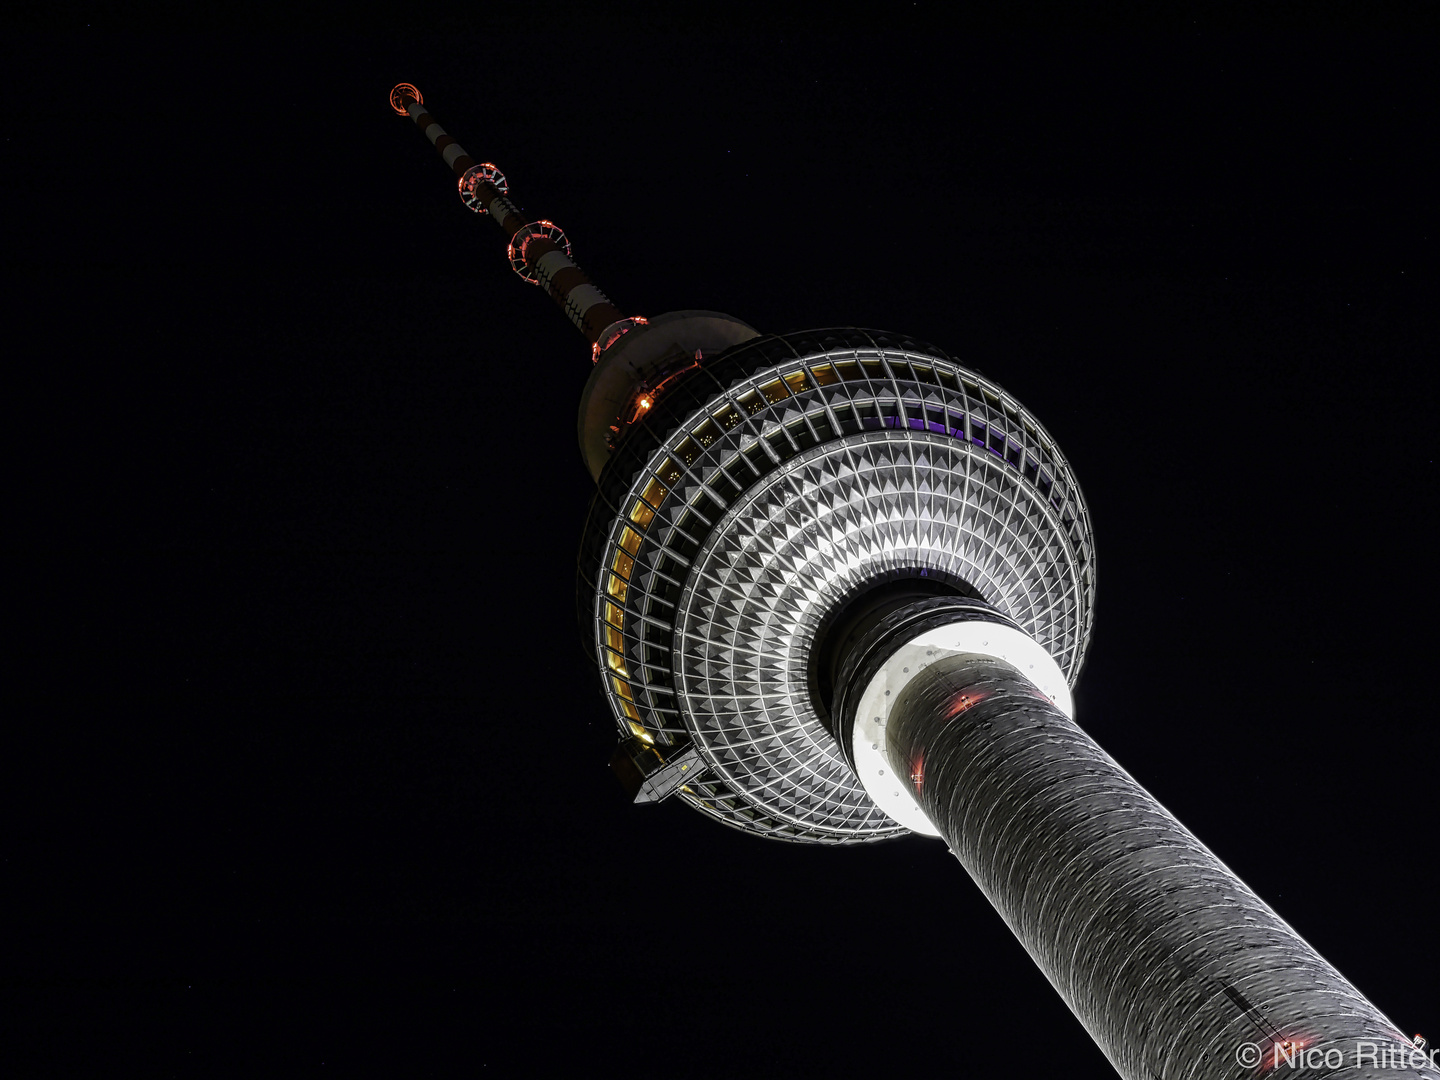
[9, 10, 1439, 1076]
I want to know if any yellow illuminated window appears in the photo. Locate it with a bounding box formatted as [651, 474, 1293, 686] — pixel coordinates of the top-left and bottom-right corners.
[713, 403, 741, 430]
[605, 649, 629, 677]
[759, 378, 790, 404]
[835, 360, 861, 381]
[612, 677, 634, 700]
[641, 476, 668, 508]
[628, 499, 655, 529]
[674, 436, 699, 466]
[604, 624, 624, 651]
[656, 458, 682, 485]
[692, 418, 719, 448]
[619, 526, 641, 555]
[738, 390, 764, 416]
[619, 699, 640, 721]
[783, 370, 811, 394]
[626, 718, 651, 742]
[604, 601, 625, 628]
[606, 574, 629, 602]
[612, 549, 635, 579]
[810, 364, 840, 386]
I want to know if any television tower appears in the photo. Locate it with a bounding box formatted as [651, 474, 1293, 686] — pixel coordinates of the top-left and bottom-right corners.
[391, 85, 1431, 1080]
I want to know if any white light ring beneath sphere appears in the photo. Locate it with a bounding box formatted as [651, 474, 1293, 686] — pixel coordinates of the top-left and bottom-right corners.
[851, 621, 1075, 838]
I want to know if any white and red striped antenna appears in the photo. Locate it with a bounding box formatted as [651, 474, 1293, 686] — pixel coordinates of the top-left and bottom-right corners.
[389, 84, 633, 351]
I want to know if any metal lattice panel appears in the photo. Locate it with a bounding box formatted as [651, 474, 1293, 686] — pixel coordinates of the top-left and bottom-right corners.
[577, 328, 1096, 843]
[675, 432, 1083, 840]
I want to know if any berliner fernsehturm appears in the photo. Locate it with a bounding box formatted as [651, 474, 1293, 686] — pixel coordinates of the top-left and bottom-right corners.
[391, 84, 1433, 1080]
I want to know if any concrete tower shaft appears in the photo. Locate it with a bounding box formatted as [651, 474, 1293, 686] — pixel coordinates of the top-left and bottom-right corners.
[390, 84, 626, 342]
[879, 646, 1423, 1080]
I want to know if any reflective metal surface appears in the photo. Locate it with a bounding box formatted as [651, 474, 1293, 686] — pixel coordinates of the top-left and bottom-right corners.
[578, 328, 1095, 842]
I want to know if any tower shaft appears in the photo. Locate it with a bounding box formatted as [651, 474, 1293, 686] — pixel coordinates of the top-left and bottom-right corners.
[886, 652, 1418, 1080]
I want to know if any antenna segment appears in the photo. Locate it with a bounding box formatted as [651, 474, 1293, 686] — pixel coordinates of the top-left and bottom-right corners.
[389, 84, 627, 345]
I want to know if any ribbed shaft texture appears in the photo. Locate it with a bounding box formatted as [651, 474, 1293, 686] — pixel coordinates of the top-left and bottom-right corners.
[886, 654, 1429, 1080]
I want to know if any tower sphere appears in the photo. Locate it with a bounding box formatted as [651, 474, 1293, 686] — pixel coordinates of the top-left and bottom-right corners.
[578, 326, 1096, 842]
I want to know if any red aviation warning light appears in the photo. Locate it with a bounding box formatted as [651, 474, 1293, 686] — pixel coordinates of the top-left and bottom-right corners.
[389, 83, 421, 115]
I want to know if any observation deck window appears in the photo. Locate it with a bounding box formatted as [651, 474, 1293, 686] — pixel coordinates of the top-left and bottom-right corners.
[810, 364, 841, 387]
[759, 378, 790, 405]
[640, 476, 668, 509]
[674, 436, 700, 467]
[782, 370, 812, 395]
[713, 403, 742, 431]
[741, 440, 772, 475]
[692, 418, 720, 448]
[689, 492, 721, 524]
[709, 471, 740, 504]
[835, 360, 862, 381]
[628, 499, 655, 529]
[807, 410, 837, 441]
[764, 431, 790, 458]
[788, 419, 818, 452]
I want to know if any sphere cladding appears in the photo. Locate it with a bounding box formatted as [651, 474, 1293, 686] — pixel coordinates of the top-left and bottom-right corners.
[578, 328, 1095, 843]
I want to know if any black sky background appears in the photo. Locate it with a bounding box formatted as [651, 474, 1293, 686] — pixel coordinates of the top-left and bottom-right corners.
[9, 11, 1439, 1077]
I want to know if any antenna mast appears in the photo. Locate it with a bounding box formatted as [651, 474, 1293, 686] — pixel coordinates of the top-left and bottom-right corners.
[389, 84, 628, 347]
